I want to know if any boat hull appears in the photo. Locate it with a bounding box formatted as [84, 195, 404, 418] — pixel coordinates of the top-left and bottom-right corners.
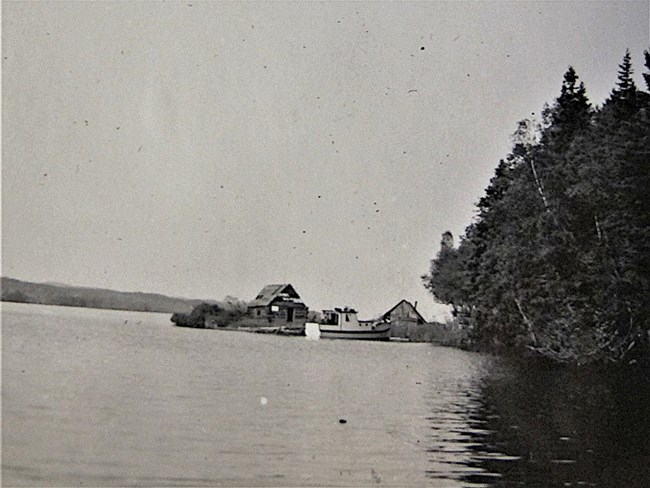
[318, 327, 391, 341]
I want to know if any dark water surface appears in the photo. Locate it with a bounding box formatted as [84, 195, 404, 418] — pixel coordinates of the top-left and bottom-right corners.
[2, 303, 648, 486]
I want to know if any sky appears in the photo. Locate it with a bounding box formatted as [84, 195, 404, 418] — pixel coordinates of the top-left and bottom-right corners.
[2, 1, 649, 321]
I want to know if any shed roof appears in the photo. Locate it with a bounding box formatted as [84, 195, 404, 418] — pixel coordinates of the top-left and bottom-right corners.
[383, 299, 427, 323]
[249, 284, 303, 307]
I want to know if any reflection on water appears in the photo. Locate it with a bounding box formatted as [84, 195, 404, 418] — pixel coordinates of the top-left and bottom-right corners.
[421, 353, 500, 487]
[3, 302, 649, 487]
[425, 358, 650, 487]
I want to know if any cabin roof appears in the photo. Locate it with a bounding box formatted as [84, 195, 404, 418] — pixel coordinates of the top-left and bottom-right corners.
[249, 283, 303, 307]
[383, 299, 426, 323]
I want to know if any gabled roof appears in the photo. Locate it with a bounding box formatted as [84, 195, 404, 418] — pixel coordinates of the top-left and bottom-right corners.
[383, 299, 426, 323]
[249, 284, 303, 307]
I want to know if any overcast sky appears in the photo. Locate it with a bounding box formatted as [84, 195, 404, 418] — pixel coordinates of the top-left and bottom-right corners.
[2, 1, 649, 320]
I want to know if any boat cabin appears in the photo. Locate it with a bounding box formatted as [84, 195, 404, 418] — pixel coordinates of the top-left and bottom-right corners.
[321, 307, 358, 326]
[316, 306, 391, 340]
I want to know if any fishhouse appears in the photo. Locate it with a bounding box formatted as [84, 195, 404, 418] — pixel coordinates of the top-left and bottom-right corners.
[247, 284, 308, 328]
[383, 299, 437, 340]
[383, 299, 426, 326]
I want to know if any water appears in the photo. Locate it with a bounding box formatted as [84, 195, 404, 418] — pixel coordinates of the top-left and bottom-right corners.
[2, 302, 649, 487]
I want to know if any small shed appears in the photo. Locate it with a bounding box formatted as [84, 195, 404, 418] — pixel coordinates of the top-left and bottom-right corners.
[247, 284, 308, 328]
[383, 299, 426, 326]
[383, 299, 428, 339]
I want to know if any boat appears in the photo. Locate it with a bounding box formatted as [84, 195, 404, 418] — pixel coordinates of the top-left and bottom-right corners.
[310, 307, 392, 340]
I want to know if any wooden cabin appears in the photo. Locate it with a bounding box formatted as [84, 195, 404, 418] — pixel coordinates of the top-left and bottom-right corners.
[247, 284, 308, 328]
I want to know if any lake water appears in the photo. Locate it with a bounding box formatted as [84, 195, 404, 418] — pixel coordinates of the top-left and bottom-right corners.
[2, 302, 649, 487]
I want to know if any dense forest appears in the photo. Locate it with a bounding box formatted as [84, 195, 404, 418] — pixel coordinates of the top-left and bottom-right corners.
[423, 50, 650, 365]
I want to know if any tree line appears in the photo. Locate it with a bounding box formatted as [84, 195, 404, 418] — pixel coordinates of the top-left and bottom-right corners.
[1, 277, 202, 314]
[422, 50, 650, 365]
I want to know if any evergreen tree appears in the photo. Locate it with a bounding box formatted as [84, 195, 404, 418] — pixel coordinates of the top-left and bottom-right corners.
[609, 49, 637, 106]
[535, 68, 592, 218]
[542, 67, 591, 149]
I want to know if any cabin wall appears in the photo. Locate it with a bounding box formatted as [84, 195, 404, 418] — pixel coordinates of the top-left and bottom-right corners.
[246, 303, 308, 328]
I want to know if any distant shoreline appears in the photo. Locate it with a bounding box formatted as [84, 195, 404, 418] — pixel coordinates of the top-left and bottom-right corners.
[1, 277, 205, 315]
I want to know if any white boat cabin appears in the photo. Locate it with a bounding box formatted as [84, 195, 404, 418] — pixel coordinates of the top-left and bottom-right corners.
[321, 308, 359, 326]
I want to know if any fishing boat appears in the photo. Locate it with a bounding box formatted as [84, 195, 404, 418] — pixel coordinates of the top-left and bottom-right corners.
[311, 307, 391, 340]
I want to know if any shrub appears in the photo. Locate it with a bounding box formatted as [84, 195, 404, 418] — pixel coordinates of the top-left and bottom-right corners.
[171, 301, 249, 329]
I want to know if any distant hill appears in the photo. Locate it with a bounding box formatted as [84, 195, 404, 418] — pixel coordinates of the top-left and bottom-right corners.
[1, 277, 209, 314]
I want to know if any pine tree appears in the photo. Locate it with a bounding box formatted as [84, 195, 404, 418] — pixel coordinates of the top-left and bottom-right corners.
[537, 68, 592, 197]
[606, 50, 638, 116]
[544, 67, 592, 147]
[610, 49, 637, 102]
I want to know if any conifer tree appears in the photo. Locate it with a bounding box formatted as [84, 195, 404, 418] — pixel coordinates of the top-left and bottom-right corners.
[610, 49, 637, 105]
[543, 67, 591, 148]
[536, 67, 591, 201]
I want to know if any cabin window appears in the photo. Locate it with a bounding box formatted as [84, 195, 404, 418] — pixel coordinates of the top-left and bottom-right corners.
[271, 305, 279, 313]
[325, 313, 338, 325]
[345, 314, 350, 322]
[257, 310, 261, 316]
